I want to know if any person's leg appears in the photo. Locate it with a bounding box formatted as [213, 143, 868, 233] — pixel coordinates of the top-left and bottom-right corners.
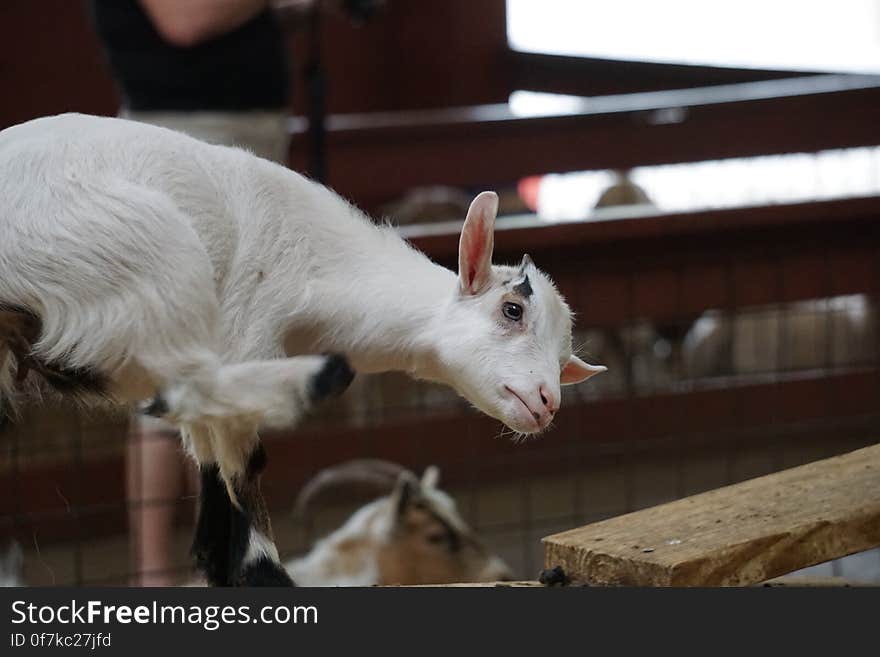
[126, 415, 184, 586]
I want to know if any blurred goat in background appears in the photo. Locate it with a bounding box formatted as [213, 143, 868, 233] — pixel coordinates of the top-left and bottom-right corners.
[287, 460, 512, 586]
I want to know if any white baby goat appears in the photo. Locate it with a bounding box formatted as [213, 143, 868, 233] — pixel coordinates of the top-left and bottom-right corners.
[0, 113, 604, 586]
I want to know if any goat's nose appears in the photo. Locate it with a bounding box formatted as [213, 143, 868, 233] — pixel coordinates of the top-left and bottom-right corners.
[538, 384, 557, 413]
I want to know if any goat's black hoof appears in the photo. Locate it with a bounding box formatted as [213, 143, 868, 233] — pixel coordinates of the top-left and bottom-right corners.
[237, 557, 296, 587]
[193, 547, 230, 587]
[538, 565, 569, 587]
[310, 353, 355, 401]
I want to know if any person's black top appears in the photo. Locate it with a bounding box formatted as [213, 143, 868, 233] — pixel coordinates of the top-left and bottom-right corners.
[92, 0, 290, 111]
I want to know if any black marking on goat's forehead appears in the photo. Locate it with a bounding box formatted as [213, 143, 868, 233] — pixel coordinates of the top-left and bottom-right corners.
[494, 264, 571, 326]
[513, 275, 533, 298]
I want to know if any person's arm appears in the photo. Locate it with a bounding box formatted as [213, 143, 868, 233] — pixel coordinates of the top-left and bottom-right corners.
[138, 0, 270, 47]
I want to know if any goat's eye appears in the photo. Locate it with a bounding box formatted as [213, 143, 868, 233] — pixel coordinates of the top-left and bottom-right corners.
[425, 529, 462, 553]
[502, 302, 523, 321]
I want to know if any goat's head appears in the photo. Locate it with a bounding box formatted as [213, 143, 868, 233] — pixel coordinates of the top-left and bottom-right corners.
[375, 466, 512, 585]
[431, 191, 605, 435]
[296, 460, 512, 585]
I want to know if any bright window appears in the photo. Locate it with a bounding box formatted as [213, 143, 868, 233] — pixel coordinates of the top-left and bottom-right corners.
[507, 0, 880, 74]
[524, 146, 880, 221]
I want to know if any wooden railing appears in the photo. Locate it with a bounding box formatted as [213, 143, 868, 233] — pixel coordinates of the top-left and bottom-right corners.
[287, 74, 880, 211]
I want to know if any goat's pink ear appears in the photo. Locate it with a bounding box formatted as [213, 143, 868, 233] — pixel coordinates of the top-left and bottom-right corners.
[458, 191, 498, 295]
[561, 355, 607, 385]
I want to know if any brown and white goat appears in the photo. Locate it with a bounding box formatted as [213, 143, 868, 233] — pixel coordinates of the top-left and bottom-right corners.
[287, 460, 512, 586]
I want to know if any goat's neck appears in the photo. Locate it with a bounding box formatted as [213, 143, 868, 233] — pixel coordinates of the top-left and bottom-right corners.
[283, 222, 456, 379]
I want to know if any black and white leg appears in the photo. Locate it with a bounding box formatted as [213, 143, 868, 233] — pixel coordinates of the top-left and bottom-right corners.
[185, 354, 354, 586]
[192, 461, 235, 586]
[227, 443, 293, 586]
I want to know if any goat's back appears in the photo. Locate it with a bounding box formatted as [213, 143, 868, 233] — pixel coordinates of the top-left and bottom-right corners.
[0, 114, 259, 407]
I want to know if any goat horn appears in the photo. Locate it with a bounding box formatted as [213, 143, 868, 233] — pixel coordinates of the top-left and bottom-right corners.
[294, 459, 415, 518]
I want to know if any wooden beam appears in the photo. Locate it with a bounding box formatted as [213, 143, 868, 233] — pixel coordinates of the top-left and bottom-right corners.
[761, 575, 878, 587]
[419, 576, 878, 587]
[287, 74, 880, 211]
[407, 581, 544, 587]
[542, 443, 880, 586]
[507, 51, 815, 97]
[403, 195, 880, 263]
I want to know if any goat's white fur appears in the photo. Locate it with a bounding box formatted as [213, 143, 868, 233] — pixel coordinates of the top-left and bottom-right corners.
[1, 112, 604, 436]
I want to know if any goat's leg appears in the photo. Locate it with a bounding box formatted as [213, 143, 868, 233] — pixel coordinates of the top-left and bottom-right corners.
[206, 423, 293, 586]
[145, 353, 355, 429]
[186, 424, 235, 586]
[229, 442, 293, 586]
[184, 356, 353, 587]
[186, 423, 291, 586]
[193, 463, 237, 585]
[192, 448, 291, 586]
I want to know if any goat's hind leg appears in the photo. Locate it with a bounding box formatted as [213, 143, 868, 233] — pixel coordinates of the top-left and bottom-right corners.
[227, 440, 293, 586]
[186, 425, 236, 586]
[193, 453, 293, 586]
[186, 357, 354, 587]
[193, 423, 292, 586]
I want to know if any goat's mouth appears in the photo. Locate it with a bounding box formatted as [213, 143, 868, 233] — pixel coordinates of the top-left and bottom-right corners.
[502, 386, 545, 434]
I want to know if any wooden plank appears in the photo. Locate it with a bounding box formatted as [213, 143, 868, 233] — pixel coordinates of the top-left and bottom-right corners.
[407, 581, 544, 587]
[508, 51, 812, 98]
[760, 575, 878, 587]
[542, 443, 880, 586]
[289, 74, 880, 135]
[420, 577, 877, 587]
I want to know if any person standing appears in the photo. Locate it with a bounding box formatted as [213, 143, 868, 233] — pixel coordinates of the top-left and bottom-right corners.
[92, 0, 293, 164]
